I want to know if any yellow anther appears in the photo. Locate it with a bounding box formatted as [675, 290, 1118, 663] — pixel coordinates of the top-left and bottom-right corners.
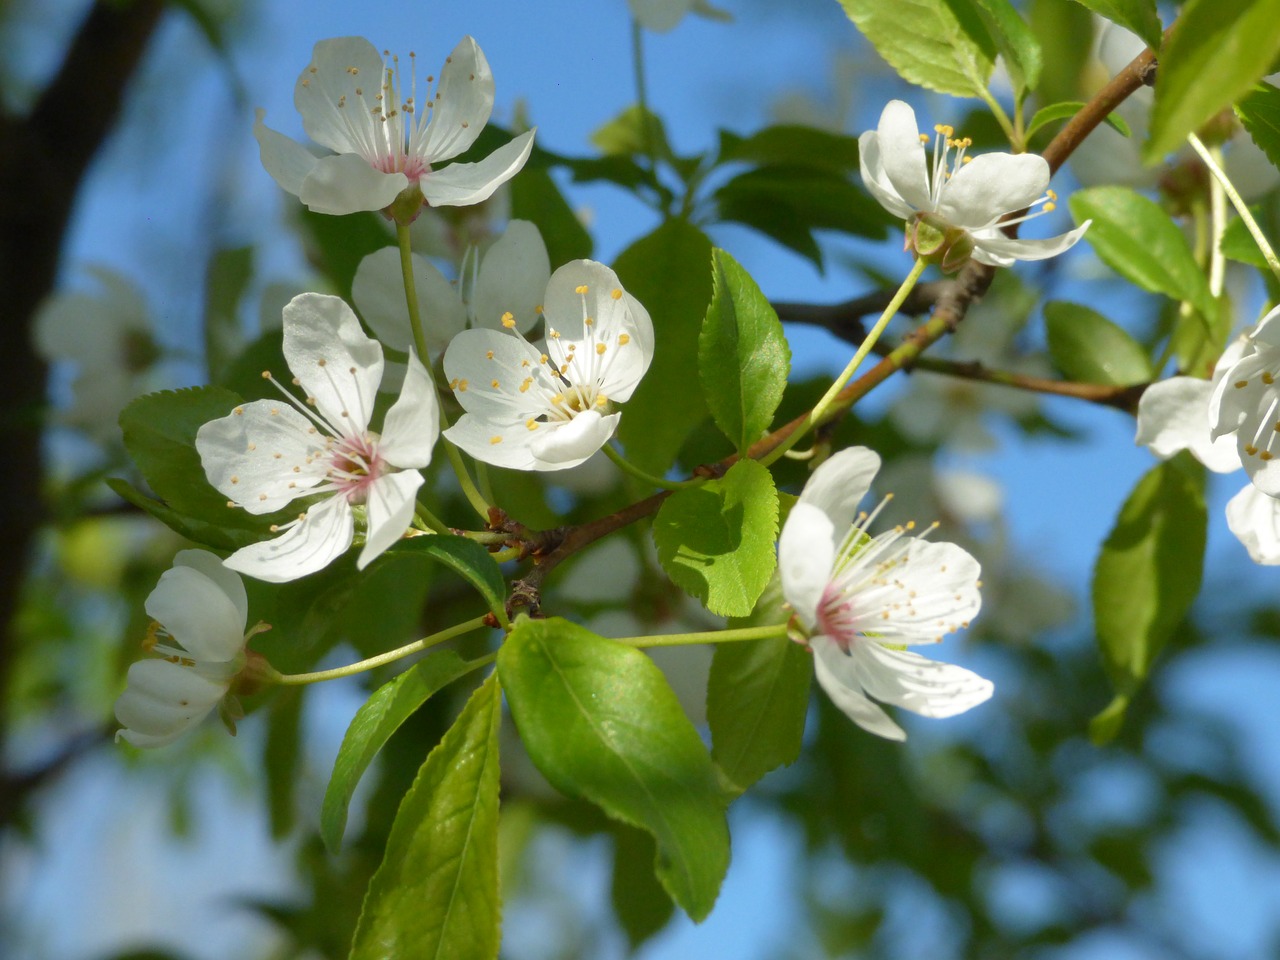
[526, 419, 538, 430]
[596, 395, 607, 407]
[1043, 202, 1056, 212]
[618, 333, 631, 345]
[457, 379, 469, 392]
[519, 377, 533, 393]
[1047, 189, 1058, 201]
[551, 392, 565, 404]
[485, 350, 494, 360]
[1264, 452, 1275, 461]
[535, 304, 544, 314]
[317, 358, 327, 367]
[489, 435, 502, 444]
[1236, 379, 1250, 389]
[1246, 444, 1259, 455]
[919, 133, 930, 143]
[539, 353, 549, 364]
[962, 156, 973, 164]
[1264, 372, 1275, 385]
[490, 379, 500, 388]
[574, 284, 589, 295]
[610, 288, 623, 300]
[501, 312, 516, 328]
[596, 343, 607, 355]
[260, 370, 271, 379]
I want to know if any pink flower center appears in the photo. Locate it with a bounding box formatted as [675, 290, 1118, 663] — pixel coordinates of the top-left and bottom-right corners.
[326, 431, 385, 504]
[816, 581, 859, 654]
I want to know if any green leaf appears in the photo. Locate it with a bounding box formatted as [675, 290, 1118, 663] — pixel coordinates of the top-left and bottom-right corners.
[1030, 0, 1096, 108]
[322, 650, 478, 852]
[510, 165, 593, 265]
[498, 617, 730, 921]
[707, 632, 811, 796]
[653, 459, 779, 617]
[712, 165, 892, 267]
[965, 0, 1042, 94]
[1146, 0, 1280, 162]
[1069, 0, 1161, 52]
[105, 477, 265, 552]
[611, 826, 676, 949]
[1026, 101, 1131, 140]
[592, 104, 672, 160]
[1069, 186, 1215, 316]
[1236, 81, 1280, 172]
[350, 675, 502, 960]
[1043, 301, 1154, 386]
[614, 219, 715, 473]
[699, 249, 792, 454]
[836, 0, 996, 98]
[716, 125, 861, 173]
[1221, 206, 1274, 270]
[202, 245, 253, 384]
[387, 535, 508, 622]
[298, 209, 391, 299]
[1089, 456, 1206, 743]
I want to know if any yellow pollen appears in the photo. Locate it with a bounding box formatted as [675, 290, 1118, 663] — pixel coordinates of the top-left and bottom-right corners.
[1043, 202, 1056, 212]
[574, 284, 589, 295]
[520, 377, 533, 392]
[502, 312, 516, 328]
[584, 317, 594, 326]
[610, 288, 623, 300]
[260, 370, 271, 379]
[486, 350, 494, 360]
[318, 359, 327, 367]
[1047, 189, 1058, 201]
[458, 379, 469, 392]
[962, 156, 972, 164]
[551, 392, 565, 404]
[595, 395, 607, 407]
[919, 133, 929, 143]
[596, 343, 608, 355]
[1264, 452, 1275, 461]
[489, 435, 503, 444]
[1236, 380, 1250, 389]
[539, 354, 549, 364]
[1246, 444, 1259, 455]
[230, 475, 239, 484]
[618, 333, 631, 345]
[491, 379, 500, 388]
[526, 419, 538, 430]
[535, 304, 544, 314]
[1265, 372, 1275, 385]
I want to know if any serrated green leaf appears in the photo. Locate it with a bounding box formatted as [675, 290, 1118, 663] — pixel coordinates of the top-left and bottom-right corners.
[1236, 81, 1280, 172]
[700, 249, 791, 453]
[350, 675, 502, 960]
[713, 165, 892, 267]
[716, 125, 861, 172]
[1026, 101, 1130, 139]
[836, 0, 996, 98]
[498, 617, 729, 921]
[1069, 186, 1215, 317]
[1044, 301, 1153, 386]
[1069, 0, 1161, 52]
[965, 0, 1042, 94]
[322, 650, 479, 852]
[707, 632, 811, 796]
[653, 458, 778, 617]
[510, 165, 593, 265]
[1090, 456, 1205, 742]
[615, 219, 714, 473]
[1146, 0, 1280, 162]
[388, 535, 507, 622]
[1220, 206, 1275, 270]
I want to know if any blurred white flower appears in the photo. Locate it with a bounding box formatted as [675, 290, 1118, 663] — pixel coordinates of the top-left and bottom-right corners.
[778, 447, 991, 740]
[353, 219, 550, 359]
[196, 293, 439, 582]
[443, 260, 653, 471]
[254, 36, 534, 217]
[33, 266, 162, 441]
[860, 100, 1089, 270]
[629, 0, 730, 33]
[114, 550, 256, 748]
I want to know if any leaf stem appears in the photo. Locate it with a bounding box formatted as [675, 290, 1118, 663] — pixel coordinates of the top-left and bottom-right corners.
[604, 443, 699, 491]
[1187, 131, 1280, 284]
[414, 502, 450, 535]
[270, 615, 492, 685]
[761, 257, 927, 466]
[612, 622, 789, 648]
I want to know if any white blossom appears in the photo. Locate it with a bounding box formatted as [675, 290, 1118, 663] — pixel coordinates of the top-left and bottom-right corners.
[442, 260, 654, 471]
[860, 100, 1090, 270]
[352, 219, 550, 359]
[628, 0, 731, 33]
[196, 293, 439, 582]
[778, 447, 991, 740]
[254, 36, 534, 217]
[114, 551, 253, 749]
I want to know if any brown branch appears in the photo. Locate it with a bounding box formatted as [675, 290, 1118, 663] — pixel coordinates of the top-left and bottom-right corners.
[772, 279, 953, 339]
[907, 356, 1147, 412]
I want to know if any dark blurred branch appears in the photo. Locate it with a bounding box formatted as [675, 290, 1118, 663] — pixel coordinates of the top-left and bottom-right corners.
[0, 0, 165, 817]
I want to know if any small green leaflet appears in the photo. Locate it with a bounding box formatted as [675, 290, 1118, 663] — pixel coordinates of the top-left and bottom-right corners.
[321, 650, 481, 852]
[836, 0, 995, 99]
[653, 458, 779, 617]
[1069, 0, 1161, 52]
[1146, 0, 1280, 162]
[1043, 301, 1153, 386]
[1236, 82, 1280, 173]
[699, 249, 791, 455]
[388, 534, 508, 623]
[1090, 456, 1206, 743]
[349, 675, 503, 960]
[498, 617, 730, 921]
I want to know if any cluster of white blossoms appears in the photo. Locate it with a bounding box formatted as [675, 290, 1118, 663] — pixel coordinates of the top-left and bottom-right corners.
[779, 448, 992, 739]
[1137, 308, 1280, 564]
[861, 100, 1090, 272]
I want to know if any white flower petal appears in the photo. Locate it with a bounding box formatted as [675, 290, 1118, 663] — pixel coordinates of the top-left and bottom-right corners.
[1136, 376, 1240, 472]
[528, 409, 620, 469]
[114, 659, 228, 749]
[293, 36, 387, 155]
[472, 220, 551, 333]
[856, 643, 993, 718]
[874, 100, 932, 214]
[444, 328, 551, 421]
[1227, 483, 1280, 565]
[969, 221, 1091, 266]
[172, 550, 249, 630]
[196, 400, 326, 514]
[1250, 305, 1280, 349]
[224, 495, 354, 583]
[416, 36, 495, 164]
[253, 109, 318, 198]
[420, 129, 536, 208]
[812, 640, 906, 741]
[445, 413, 542, 470]
[858, 129, 917, 221]
[778, 503, 838, 631]
[144, 565, 246, 661]
[352, 247, 466, 356]
[938, 152, 1049, 227]
[283, 293, 384, 433]
[854, 538, 982, 645]
[299, 153, 409, 215]
[378, 349, 440, 468]
[359, 470, 424, 569]
[797, 447, 881, 533]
